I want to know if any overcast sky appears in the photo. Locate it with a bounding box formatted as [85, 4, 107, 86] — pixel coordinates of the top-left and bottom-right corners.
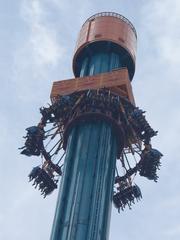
[0, 0, 180, 239]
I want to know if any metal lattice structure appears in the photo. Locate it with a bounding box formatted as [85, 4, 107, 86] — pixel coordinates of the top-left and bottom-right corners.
[20, 88, 162, 204]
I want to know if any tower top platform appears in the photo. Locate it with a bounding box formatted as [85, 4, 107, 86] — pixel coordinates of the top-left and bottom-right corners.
[73, 12, 137, 80]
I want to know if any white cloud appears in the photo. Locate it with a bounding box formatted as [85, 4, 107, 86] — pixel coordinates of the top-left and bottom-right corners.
[164, 225, 180, 237]
[20, 0, 65, 66]
[141, 0, 180, 68]
[11, 0, 66, 103]
[49, 0, 93, 22]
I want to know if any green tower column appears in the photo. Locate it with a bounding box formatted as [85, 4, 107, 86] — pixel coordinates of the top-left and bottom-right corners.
[50, 47, 123, 240]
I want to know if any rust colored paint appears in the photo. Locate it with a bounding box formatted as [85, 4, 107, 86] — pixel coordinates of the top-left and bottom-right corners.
[50, 68, 135, 105]
[73, 13, 137, 75]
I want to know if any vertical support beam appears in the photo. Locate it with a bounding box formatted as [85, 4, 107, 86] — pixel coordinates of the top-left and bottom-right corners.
[50, 122, 118, 240]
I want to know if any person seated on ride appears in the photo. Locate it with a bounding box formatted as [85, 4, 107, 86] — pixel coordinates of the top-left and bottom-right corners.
[28, 166, 41, 181]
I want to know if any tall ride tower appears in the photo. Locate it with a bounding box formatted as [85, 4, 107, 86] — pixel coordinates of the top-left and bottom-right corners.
[51, 12, 136, 240]
[20, 12, 162, 240]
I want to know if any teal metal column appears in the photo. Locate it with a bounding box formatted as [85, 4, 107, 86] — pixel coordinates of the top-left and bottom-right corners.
[51, 48, 123, 240]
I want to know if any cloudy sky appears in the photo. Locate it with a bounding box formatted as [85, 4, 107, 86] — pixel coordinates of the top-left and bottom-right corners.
[0, 0, 180, 239]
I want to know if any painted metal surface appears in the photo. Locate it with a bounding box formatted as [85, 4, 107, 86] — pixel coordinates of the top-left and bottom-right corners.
[50, 122, 118, 240]
[50, 68, 135, 105]
[79, 51, 121, 76]
[73, 12, 137, 79]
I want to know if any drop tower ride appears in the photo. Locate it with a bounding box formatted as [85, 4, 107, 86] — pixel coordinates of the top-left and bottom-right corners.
[20, 12, 163, 240]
